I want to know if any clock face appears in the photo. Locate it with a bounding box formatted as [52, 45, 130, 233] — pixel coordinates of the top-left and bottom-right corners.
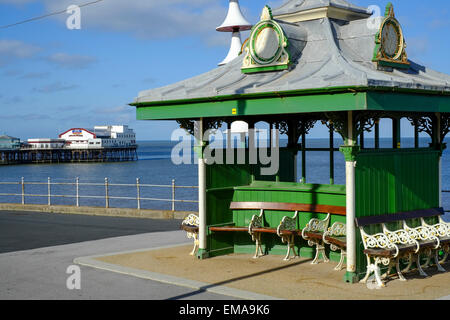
[381, 21, 401, 59]
[250, 22, 283, 65]
[254, 27, 279, 61]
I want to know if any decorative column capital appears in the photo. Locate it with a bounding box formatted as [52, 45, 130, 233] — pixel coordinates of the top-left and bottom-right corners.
[339, 145, 361, 162]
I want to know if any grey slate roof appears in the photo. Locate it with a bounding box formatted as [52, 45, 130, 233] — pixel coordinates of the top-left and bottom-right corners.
[133, 1, 450, 104]
[272, 0, 370, 16]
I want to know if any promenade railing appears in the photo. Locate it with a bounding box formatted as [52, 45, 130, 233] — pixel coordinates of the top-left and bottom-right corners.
[0, 177, 198, 211]
[0, 179, 448, 213]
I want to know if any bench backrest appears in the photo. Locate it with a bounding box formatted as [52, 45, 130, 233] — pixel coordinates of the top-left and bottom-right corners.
[354, 208, 444, 227]
[229, 201, 346, 216]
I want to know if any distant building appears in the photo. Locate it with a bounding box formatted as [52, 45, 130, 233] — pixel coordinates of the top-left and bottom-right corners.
[59, 125, 136, 149]
[0, 135, 21, 150]
[27, 139, 65, 149]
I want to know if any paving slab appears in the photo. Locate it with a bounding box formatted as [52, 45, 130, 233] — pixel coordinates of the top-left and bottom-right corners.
[76, 244, 450, 300]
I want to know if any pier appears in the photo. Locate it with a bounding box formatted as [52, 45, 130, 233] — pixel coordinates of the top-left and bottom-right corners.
[0, 146, 138, 165]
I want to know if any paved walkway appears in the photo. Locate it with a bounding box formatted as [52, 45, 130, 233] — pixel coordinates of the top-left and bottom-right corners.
[76, 240, 450, 300]
[0, 230, 234, 300]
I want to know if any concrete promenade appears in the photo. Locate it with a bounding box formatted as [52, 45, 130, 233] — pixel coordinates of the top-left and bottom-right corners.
[0, 210, 231, 300]
[1, 209, 449, 300]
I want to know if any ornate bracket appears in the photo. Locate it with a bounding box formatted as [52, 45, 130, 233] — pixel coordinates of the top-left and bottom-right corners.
[277, 116, 317, 147]
[440, 113, 450, 142]
[176, 119, 224, 137]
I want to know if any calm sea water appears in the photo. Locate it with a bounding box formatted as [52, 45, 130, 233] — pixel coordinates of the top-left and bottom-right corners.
[0, 137, 449, 220]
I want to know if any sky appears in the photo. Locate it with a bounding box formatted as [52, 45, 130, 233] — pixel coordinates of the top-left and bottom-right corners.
[0, 0, 449, 141]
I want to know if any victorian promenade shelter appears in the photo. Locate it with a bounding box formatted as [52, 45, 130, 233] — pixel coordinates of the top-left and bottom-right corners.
[131, 0, 450, 283]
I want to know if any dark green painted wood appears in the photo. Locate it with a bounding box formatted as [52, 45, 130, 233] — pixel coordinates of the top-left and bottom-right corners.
[134, 87, 450, 121]
[354, 148, 440, 277]
[136, 91, 367, 120]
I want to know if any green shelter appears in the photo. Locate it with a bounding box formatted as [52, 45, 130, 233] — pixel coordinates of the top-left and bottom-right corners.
[131, 0, 450, 282]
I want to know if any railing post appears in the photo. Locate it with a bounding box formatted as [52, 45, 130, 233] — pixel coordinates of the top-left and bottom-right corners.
[172, 179, 175, 211]
[105, 177, 109, 208]
[76, 177, 79, 207]
[21, 177, 25, 205]
[136, 178, 141, 210]
[48, 177, 51, 206]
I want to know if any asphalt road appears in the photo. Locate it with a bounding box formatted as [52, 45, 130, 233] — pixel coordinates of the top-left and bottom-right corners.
[0, 210, 182, 254]
[0, 210, 233, 300]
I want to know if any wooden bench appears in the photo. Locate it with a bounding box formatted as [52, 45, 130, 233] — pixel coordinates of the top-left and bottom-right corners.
[210, 202, 346, 261]
[181, 214, 200, 256]
[356, 208, 450, 288]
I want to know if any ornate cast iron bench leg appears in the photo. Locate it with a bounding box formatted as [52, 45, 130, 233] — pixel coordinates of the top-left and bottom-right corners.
[181, 214, 200, 256]
[381, 223, 420, 280]
[403, 221, 442, 274]
[190, 233, 199, 256]
[359, 227, 400, 288]
[421, 217, 449, 269]
[249, 209, 265, 259]
[323, 222, 346, 271]
[277, 211, 299, 261]
[302, 214, 330, 265]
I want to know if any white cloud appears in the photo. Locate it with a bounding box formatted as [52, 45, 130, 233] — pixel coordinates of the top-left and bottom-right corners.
[45, 52, 97, 69]
[33, 81, 79, 93]
[37, 0, 245, 46]
[0, 39, 41, 66]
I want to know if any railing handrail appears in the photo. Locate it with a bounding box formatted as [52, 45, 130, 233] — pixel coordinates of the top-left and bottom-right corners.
[0, 177, 198, 211]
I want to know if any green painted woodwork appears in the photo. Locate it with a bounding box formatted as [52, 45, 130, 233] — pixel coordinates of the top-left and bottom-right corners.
[135, 90, 366, 120]
[354, 148, 440, 278]
[205, 148, 297, 257]
[366, 91, 450, 113]
[133, 87, 450, 121]
[241, 65, 289, 74]
[231, 182, 346, 260]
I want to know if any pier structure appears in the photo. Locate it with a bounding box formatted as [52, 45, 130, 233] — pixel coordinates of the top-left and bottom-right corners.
[131, 0, 450, 283]
[0, 146, 138, 165]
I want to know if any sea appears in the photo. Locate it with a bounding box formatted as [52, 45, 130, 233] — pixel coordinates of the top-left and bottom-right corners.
[0, 137, 449, 221]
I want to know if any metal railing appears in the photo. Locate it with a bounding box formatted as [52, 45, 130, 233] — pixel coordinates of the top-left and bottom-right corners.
[0, 177, 198, 211]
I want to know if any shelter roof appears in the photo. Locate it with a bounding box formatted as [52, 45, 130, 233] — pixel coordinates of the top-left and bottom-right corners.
[132, 1, 450, 117]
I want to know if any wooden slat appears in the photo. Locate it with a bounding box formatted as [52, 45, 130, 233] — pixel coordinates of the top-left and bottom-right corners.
[209, 226, 248, 232]
[229, 201, 346, 215]
[355, 208, 444, 227]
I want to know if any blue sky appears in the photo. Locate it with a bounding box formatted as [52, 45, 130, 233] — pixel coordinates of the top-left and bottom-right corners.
[0, 0, 449, 141]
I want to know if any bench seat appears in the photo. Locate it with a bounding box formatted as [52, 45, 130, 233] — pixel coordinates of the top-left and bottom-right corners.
[356, 208, 448, 288]
[324, 235, 346, 250]
[209, 226, 247, 232]
[211, 201, 346, 261]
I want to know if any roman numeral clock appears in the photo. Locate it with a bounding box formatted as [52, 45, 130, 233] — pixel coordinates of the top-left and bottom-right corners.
[373, 3, 410, 70]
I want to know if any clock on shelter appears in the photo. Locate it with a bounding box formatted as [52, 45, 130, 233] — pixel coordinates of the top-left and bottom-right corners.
[373, 3, 409, 69]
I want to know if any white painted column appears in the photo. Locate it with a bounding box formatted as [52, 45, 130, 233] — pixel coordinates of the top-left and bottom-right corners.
[346, 111, 357, 274]
[197, 119, 207, 254]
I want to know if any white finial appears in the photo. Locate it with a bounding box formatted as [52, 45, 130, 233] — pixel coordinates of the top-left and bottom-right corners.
[217, 0, 252, 32]
[217, 0, 252, 66]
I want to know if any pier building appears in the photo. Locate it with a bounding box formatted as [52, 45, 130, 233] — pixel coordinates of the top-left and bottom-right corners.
[1, 125, 137, 165]
[0, 135, 21, 150]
